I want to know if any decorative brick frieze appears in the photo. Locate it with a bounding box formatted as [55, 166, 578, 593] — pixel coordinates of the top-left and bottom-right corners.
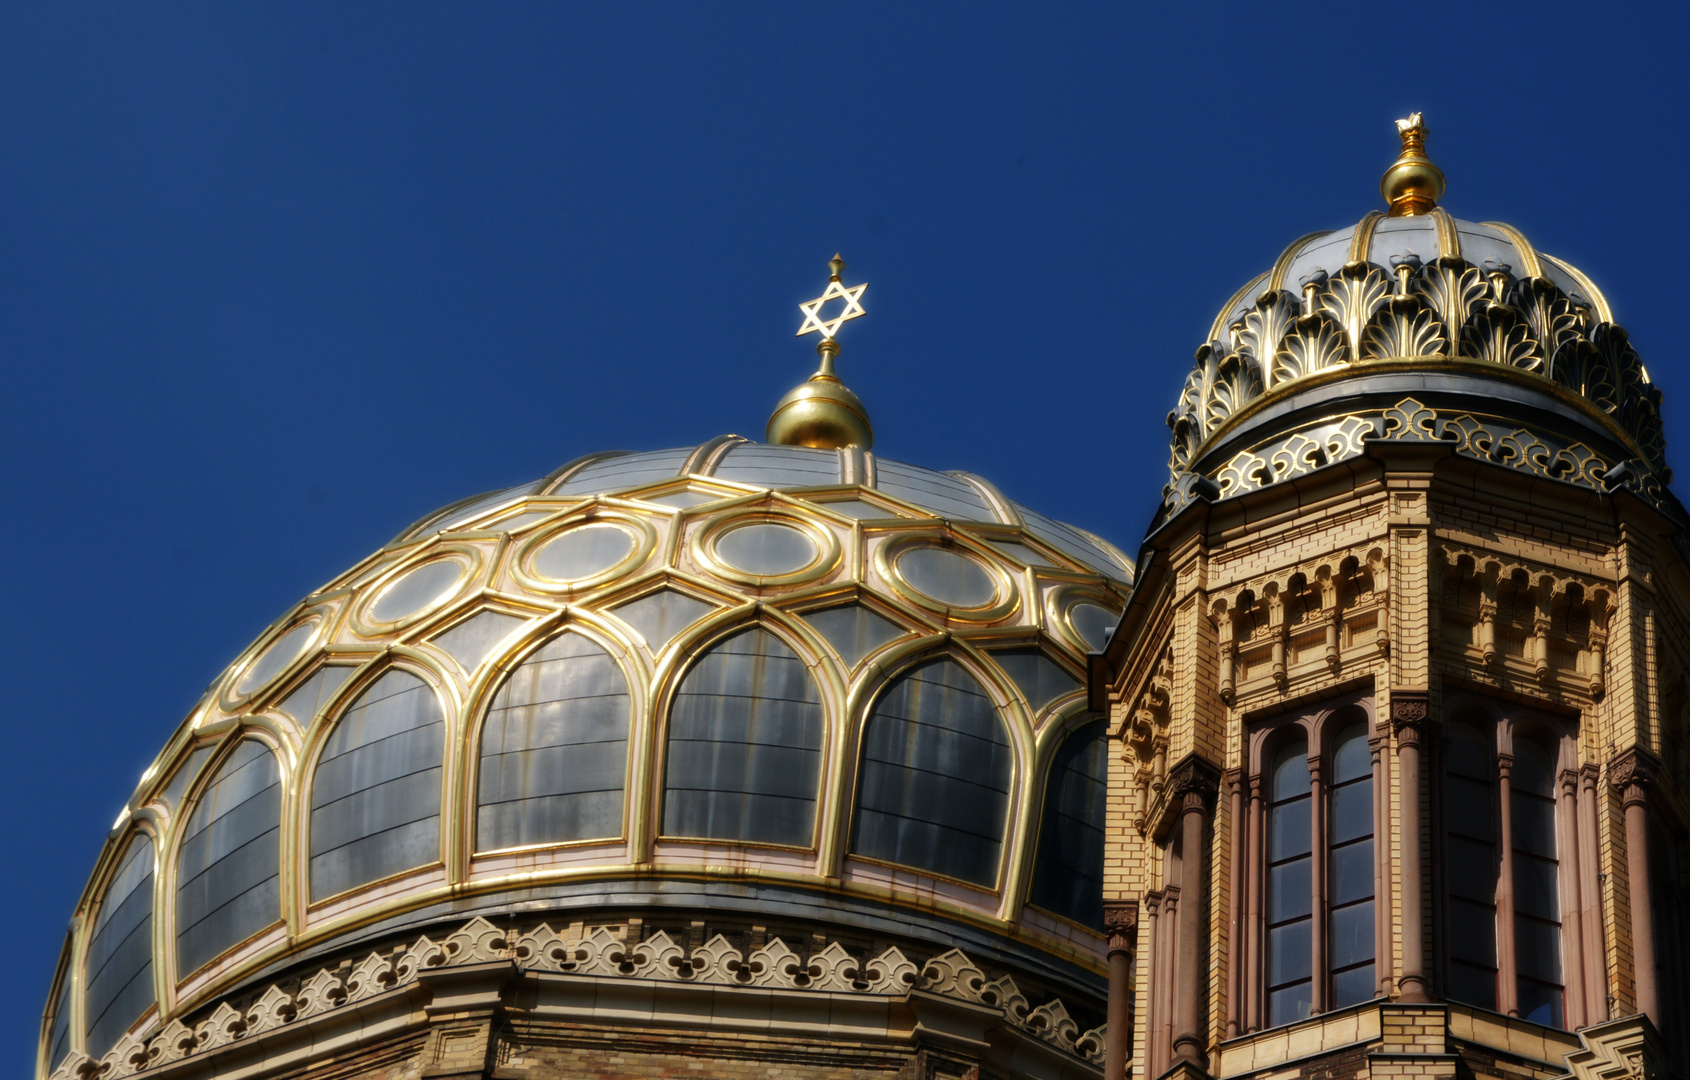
[52, 916, 1105, 1080]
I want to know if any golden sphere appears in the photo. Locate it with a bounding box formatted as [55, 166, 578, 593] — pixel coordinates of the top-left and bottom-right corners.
[766, 373, 874, 449]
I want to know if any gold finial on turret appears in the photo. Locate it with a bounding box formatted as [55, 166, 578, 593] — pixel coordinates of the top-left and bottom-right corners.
[767, 254, 874, 450]
[1381, 112, 1446, 217]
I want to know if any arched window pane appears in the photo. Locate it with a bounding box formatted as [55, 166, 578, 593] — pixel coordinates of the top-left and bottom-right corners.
[1445, 720, 1498, 1011]
[1029, 720, 1107, 927]
[1329, 722, 1374, 1008]
[85, 836, 154, 1059]
[47, 950, 73, 1069]
[310, 671, 444, 901]
[1266, 736, 1312, 1026]
[478, 632, 630, 851]
[663, 628, 823, 847]
[177, 739, 281, 976]
[1512, 738, 1562, 1027]
[853, 658, 1011, 887]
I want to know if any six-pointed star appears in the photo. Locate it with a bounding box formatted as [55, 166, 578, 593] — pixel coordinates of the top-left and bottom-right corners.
[796, 279, 868, 339]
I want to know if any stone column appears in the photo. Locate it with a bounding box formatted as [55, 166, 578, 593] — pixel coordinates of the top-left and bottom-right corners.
[1391, 692, 1431, 1003]
[1611, 748, 1662, 1023]
[1578, 764, 1607, 1023]
[1103, 901, 1139, 1080]
[1168, 755, 1221, 1069]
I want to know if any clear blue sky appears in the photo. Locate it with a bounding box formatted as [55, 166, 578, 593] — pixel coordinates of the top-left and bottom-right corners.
[4, 2, 1687, 1057]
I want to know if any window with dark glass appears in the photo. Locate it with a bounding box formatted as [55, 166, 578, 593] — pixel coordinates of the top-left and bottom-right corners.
[177, 739, 282, 975]
[1441, 711, 1568, 1027]
[852, 657, 1011, 887]
[1238, 699, 1377, 1034]
[1266, 736, 1314, 1025]
[84, 835, 154, 1059]
[1445, 720, 1499, 1009]
[1511, 740, 1564, 1026]
[478, 631, 630, 851]
[309, 670, 444, 900]
[1329, 721, 1376, 1007]
[662, 627, 824, 847]
[1029, 719, 1107, 927]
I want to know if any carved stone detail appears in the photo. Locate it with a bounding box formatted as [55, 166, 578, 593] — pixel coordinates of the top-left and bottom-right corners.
[1103, 900, 1139, 957]
[60, 916, 1104, 1079]
[1390, 692, 1430, 747]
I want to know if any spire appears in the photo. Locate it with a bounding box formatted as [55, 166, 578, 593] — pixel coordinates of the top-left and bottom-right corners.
[1381, 112, 1446, 217]
[766, 254, 874, 450]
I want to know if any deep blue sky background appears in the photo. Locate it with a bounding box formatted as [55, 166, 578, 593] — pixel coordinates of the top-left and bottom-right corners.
[4, 2, 1688, 1060]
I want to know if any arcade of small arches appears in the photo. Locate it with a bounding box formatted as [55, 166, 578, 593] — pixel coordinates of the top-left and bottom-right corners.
[49, 466, 1128, 1067]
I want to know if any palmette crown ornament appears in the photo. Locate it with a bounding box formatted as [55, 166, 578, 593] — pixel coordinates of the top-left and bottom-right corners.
[767, 254, 875, 450]
[1161, 115, 1674, 521]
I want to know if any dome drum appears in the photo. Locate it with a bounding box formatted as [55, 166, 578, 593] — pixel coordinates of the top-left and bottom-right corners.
[49, 441, 1128, 1071]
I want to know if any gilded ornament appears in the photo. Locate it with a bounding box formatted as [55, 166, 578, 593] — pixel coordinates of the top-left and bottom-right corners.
[768, 254, 875, 450]
[1381, 112, 1445, 216]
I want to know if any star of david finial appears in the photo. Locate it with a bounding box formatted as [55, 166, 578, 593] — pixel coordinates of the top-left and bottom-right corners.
[796, 253, 867, 342]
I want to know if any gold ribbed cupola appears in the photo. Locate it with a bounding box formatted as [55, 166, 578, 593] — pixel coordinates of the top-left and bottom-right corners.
[767, 253, 874, 450]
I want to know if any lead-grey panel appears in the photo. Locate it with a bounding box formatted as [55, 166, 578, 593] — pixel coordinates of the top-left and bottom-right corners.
[1029, 720, 1107, 928]
[85, 835, 154, 1059]
[177, 739, 281, 976]
[874, 459, 996, 521]
[555, 448, 694, 495]
[434, 480, 545, 531]
[611, 589, 715, 652]
[310, 671, 444, 901]
[478, 632, 630, 851]
[852, 658, 1011, 886]
[990, 647, 1082, 712]
[1013, 504, 1131, 581]
[663, 628, 824, 847]
[711, 444, 842, 488]
[803, 603, 905, 667]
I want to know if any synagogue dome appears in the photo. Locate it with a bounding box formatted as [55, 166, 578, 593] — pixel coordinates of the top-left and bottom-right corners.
[1162, 115, 1672, 521]
[48, 431, 1132, 1071]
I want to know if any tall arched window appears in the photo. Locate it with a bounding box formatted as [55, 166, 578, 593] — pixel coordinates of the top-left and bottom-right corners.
[84, 835, 154, 1058]
[177, 739, 281, 976]
[478, 631, 631, 851]
[662, 627, 824, 847]
[852, 658, 1011, 888]
[1511, 739, 1563, 1026]
[310, 670, 444, 901]
[1441, 708, 1568, 1027]
[1445, 720, 1498, 1009]
[1266, 736, 1313, 1025]
[1029, 719, 1107, 928]
[1234, 697, 1377, 1035]
[1329, 722, 1376, 1009]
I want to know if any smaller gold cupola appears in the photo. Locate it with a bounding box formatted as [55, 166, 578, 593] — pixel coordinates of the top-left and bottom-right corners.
[1381, 112, 1446, 216]
[767, 253, 874, 450]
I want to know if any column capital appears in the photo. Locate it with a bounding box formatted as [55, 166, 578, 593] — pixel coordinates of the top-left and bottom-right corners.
[1167, 753, 1223, 815]
[1389, 691, 1431, 748]
[1610, 747, 1663, 808]
[1104, 900, 1139, 958]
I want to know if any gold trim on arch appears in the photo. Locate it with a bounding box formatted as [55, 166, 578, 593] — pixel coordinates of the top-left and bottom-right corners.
[290, 654, 455, 919]
[451, 609, 647, 874]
